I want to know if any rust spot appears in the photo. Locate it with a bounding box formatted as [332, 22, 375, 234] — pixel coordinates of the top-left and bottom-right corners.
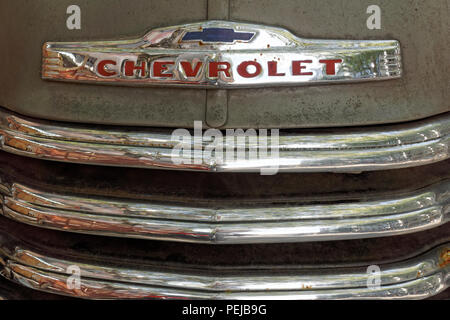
[438, 248, 449, 268]
[300, 284, 312, 289]
[267, 44, 270, 48]
[4, 137, 29, 152]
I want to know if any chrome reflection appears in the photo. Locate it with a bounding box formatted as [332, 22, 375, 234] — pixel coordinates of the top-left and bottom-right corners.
[0, 178, 448, 243]
[0, 108, 448, 172]
[0, 238, 448, 299]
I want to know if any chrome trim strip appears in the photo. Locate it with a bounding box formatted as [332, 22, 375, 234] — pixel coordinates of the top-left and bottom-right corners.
[0, 180, 448, 243]
[1, 242, 448, 299]
[0, 109, 448, 172]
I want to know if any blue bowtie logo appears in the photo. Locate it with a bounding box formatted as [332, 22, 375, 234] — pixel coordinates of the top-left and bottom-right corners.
[182, 28, 255, 43]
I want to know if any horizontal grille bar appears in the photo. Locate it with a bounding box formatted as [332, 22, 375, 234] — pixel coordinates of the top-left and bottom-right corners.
[0, 178, 448, 243]
[0, 108, 448, 172]
[0, 235, 448, 299]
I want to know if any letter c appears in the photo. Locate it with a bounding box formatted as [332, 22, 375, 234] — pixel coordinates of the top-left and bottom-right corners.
[97, 60, 117, 77]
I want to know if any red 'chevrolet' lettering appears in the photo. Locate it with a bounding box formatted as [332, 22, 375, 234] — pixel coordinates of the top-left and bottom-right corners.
[319, 59, 342, 75]
[97, 59, 343, 78]
[153, 61, 174, 77]
[209, 62, 231, 78]
[97, 60, 117, 77]
[124, 60, 146, 77]
[292, 60, 313, 76]
[180, 61, 203, 77]
[237, 61, 262, 78]
[268, 61, 285, 76]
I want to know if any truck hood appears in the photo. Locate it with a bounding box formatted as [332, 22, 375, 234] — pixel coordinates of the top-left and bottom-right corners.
[0, 0, 448, 128]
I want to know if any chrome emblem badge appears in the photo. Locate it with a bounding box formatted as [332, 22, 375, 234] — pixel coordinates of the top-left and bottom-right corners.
[42, 21, 402, 88]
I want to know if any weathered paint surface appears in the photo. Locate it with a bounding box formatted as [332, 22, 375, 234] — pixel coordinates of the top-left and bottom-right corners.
[0, 0, 448, 128]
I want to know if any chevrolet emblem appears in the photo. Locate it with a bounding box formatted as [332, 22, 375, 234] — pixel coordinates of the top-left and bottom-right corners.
[42, 21, 402, 88]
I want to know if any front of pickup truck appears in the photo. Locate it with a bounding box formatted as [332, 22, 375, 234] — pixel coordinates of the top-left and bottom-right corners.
[0, 0, 448, 300]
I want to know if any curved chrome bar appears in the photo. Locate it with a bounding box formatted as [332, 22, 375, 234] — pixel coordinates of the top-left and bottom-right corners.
[0, 108, 448, 172]
[1, 241, 448, 299]
[0, 180, 448, 243]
